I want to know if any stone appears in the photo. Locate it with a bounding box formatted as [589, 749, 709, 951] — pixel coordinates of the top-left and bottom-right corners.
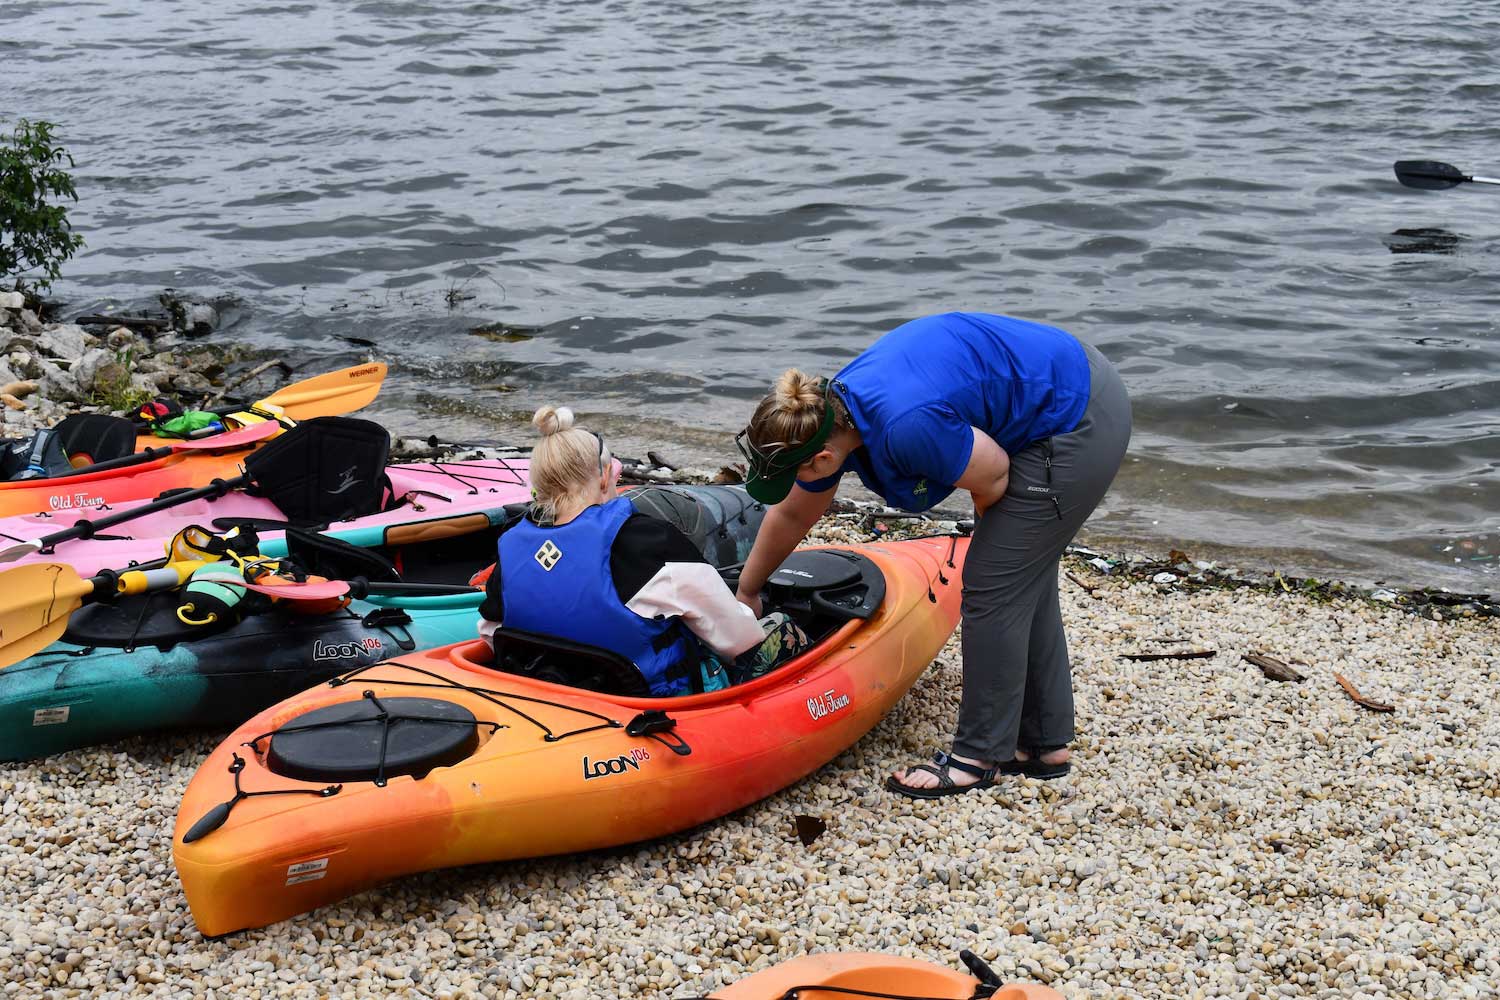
[186, 302, 219, 335]
[35, 323, 96, 361]
[0, 290, 24, 309]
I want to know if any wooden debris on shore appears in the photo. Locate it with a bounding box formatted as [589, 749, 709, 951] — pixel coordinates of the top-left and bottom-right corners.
[1334, 673, 1395, 712]
[1244, 653, 1306, 682]
[1122, 649, 1217, 662]
[208, 359, 293, 404]
[74, 314, 168, 334]
[1065, 570, 1096, 597]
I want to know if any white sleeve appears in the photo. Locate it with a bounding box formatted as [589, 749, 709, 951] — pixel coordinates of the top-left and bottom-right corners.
[625, 562, 765, 659]
[478, 616, 500, 647]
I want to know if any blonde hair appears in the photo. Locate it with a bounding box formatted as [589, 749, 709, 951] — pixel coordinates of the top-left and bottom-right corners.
[746, 369, 850, 453]
[529, 405, 610, 524]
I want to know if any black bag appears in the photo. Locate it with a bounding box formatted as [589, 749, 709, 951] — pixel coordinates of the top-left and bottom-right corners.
[53, 413, 138, 466]
[0, 428, 73, 482]
[243, 416, 391, 525]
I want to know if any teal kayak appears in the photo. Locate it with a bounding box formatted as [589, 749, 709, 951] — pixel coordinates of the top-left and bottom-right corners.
[0, 485, 764, 761]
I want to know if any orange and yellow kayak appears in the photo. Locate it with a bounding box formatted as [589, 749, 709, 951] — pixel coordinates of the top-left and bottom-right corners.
[0, 422, 277, 517]
[708, 952, 1063, 999]
[173, 535, 967, 935]
[0, 362, 387, 517]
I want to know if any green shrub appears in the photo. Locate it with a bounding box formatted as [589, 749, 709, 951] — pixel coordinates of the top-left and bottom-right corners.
[0, 119, 86, 294]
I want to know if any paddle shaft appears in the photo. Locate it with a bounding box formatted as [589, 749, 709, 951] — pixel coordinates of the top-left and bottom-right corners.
[5, 473, 250, 560]
[351, 580, 480, 598]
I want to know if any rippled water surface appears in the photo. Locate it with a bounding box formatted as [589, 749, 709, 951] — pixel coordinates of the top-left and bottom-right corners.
[7, 0, 1499, 588]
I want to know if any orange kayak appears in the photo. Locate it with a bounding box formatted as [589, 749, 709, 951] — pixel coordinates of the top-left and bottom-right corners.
[0, 361, 387, 517]
[707, 952, 1063, 999]
[173, 535, 967, 935]
[0, 422, 278, 517]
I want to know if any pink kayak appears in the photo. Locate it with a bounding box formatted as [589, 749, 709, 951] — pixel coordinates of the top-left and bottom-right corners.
[0, 459, 531, 576]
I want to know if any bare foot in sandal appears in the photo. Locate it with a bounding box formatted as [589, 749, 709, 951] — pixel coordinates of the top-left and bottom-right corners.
[1000, 746, 1072, 779]
[887, 750, 998, 799]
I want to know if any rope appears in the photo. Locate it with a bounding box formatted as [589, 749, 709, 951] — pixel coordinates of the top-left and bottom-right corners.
[330, 660, 621, 742]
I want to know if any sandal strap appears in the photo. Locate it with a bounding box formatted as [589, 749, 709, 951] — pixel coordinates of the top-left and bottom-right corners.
[933, 750, 996, 781]
[903, 763, 954, 789]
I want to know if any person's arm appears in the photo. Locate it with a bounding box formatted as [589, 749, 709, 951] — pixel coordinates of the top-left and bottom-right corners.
[952, 427, 1010, 518]
[734, 481, 837, 615]
[477, 554, 505, 646]
[612, 514, 765, 658]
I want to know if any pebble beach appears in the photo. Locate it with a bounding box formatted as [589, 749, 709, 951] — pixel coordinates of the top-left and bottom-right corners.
[3, 519, 1495, 999]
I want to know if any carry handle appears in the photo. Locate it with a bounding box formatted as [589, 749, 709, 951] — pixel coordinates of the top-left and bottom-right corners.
[625, 710, 692, 756]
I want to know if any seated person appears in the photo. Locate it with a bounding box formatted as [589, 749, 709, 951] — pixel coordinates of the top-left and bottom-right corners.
[478, 405, 808, 695]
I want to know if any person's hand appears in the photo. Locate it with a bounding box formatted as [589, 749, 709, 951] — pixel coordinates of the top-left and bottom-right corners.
[736, 588, 763, 617]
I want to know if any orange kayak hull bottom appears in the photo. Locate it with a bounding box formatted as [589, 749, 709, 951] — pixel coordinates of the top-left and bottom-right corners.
[710, 953, 1063, 999]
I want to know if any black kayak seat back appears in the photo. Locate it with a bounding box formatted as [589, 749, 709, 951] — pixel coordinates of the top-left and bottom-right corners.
[243, 416, 391, 525]
[54, 413, 138, 466]
[283, 525, 401, 583]
[489, 626, 651, 699]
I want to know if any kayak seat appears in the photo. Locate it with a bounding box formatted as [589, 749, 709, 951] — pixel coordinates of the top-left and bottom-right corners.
[54, 413, 138, 467]
[283, 525, 401, 583]
[489, 626, 651, 698]
[242, 416, 391, 524]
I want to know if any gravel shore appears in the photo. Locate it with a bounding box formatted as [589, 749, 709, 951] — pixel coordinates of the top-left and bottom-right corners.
[2, 516, 1495, 999]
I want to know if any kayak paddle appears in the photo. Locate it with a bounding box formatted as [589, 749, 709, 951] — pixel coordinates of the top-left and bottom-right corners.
[39, 420, 280, 482]
[1393, 160, 1500, 191]
[209, 361, 388, 422]
[0, 561, 356, 669]
[0, 561, 202, 668]
[0, 417, 391, 564]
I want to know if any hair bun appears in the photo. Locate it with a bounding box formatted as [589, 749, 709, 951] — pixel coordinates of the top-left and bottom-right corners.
[774, 369, 823, 408]
[532, 405, 576, 436]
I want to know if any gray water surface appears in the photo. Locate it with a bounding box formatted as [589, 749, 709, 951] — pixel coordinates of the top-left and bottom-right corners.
[6, 0, 1499, 589]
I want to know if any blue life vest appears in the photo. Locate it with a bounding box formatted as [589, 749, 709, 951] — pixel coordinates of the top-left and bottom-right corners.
[498, 497, 699, 696]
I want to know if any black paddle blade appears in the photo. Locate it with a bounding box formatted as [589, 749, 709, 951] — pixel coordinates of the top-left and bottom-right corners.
[1394, 160, 1468, 190]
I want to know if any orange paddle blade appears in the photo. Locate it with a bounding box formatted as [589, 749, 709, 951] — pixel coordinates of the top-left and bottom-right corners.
[260, 362, 387, 420]
[0, 563, 92, 669]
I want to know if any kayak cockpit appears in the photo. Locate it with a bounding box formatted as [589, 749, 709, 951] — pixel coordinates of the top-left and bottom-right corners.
[451, 547, 888, 702]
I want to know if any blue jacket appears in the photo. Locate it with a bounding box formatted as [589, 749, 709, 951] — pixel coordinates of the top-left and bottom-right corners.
[498, 497, 699, 696]
[801, 312, 1092, 511]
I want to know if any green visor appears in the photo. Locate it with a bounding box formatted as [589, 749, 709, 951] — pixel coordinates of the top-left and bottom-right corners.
[735, 385, 837, 504]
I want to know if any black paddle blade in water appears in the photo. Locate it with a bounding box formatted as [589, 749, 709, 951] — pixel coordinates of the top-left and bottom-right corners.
[1394, 160, 1468, 190]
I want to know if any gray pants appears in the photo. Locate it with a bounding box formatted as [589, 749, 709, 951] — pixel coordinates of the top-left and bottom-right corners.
[951, 342, 1132, 762]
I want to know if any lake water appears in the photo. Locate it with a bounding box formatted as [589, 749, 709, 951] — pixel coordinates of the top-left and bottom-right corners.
[7, 0, 1498, 590]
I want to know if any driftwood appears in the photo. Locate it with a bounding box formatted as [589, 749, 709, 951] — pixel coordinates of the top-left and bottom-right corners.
[209, 359, 293, 405]
[1065, 571, 1096, 597]
[1334, 673, 1394, 712]
[74, 314, 167, 333]
[646, 450, 677, 471]
[1244, 653, 1305, 682]
[1123, 649, 1217, 662]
